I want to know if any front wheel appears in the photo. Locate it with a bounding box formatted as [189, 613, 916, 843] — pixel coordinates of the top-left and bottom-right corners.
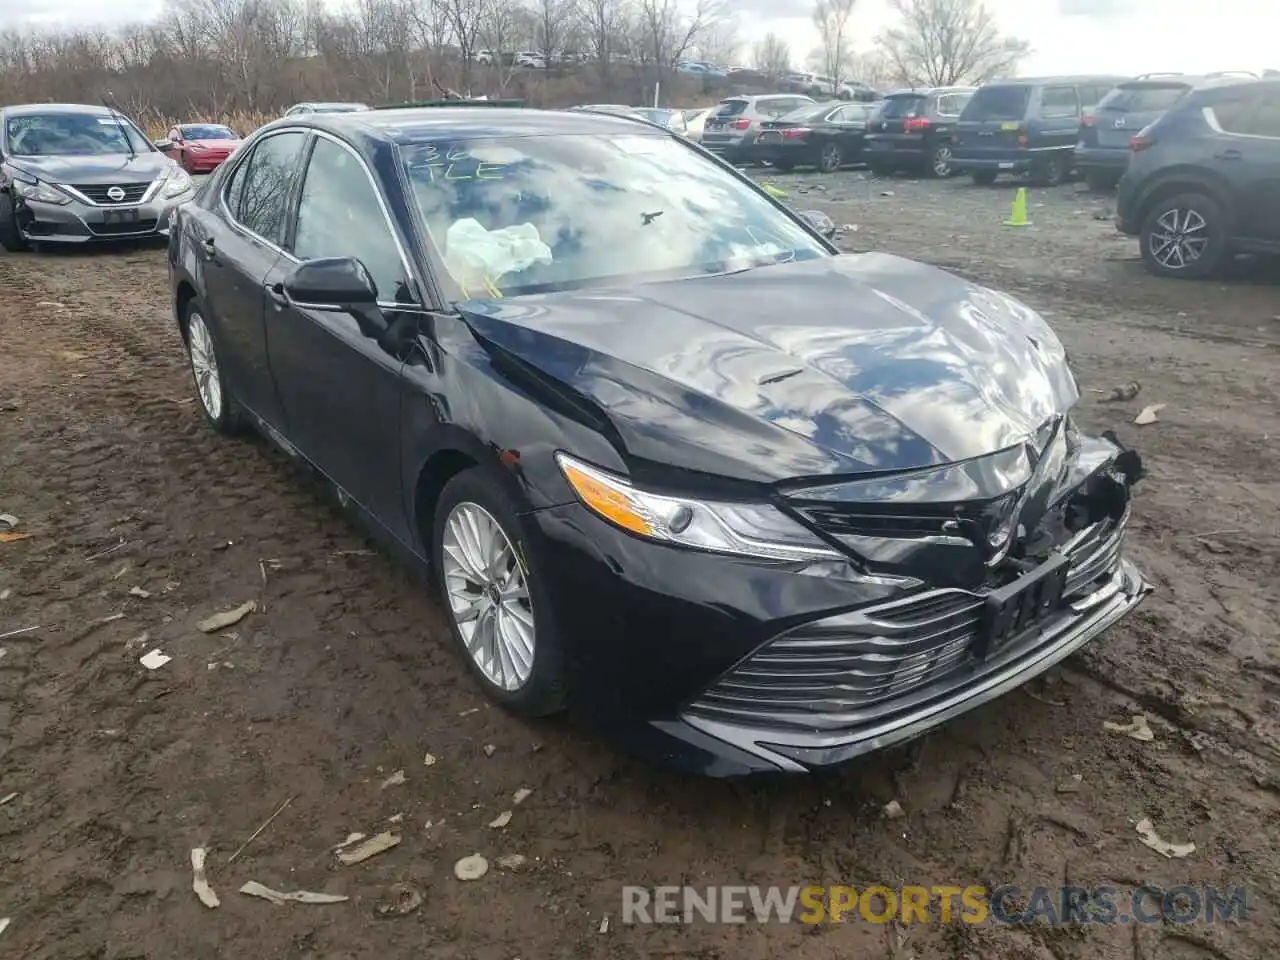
[183, 300, 242, 433]
[1031, 153, 1067, 187]
[432, 468, 566, 718]
[818, 142, 842, 173]
[1139, 192, 1230, 280]
[0, 191, 30, 253]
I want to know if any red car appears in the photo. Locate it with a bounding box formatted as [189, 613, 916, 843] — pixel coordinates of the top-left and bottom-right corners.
[162, 123, 244, 173]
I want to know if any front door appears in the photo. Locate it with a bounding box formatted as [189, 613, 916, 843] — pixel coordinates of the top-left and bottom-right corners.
[1228, 90, 1280, 243]
[264, 133, 418, 540]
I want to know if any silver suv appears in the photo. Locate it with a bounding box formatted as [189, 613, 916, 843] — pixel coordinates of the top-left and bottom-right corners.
[700, 95, 816, 163]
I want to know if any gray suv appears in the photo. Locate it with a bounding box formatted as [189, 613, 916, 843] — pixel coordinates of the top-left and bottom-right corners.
[1075, 72, 1258, 190]
[700, 94, 816, 163]
[0, 103, 196, 252]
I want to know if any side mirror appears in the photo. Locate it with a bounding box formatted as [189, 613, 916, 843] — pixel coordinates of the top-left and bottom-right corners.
[797, 209, 837, 240]
[153, 138, 173, 151]
[282, 257, 389, 340]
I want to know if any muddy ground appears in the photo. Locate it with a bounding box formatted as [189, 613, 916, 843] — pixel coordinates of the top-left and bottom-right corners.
[1, 171, 1278, 960]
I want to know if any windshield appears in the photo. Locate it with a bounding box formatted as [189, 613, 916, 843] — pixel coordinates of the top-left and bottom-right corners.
[631, 108, 674, 124]
[1097, 83, 1190, 113]
[4, 112, 152, 157]
[180, 124, 237, 140]
[781, 102, 838, 122]
[879, 95, 927, 119]
[400, 133, 829, 300]
[961, 85, 1031, 122]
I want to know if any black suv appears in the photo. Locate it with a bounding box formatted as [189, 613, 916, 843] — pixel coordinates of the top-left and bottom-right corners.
[953, 75, 1129, 185]
[1116, 78, 1280, 278]
[1075, 72, 1258, 191]
[864, 86, 976, 177]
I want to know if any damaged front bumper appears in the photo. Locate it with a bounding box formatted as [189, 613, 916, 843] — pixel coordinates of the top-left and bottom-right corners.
[15, 191, 192, 244]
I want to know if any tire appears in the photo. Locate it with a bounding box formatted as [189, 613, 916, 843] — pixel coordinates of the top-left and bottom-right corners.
[1084, 169, 1120, 192]
[818, 142, 842, 173]
[972, 170, 998, 185]
[1031, 153, 1067, 187]
[431, 468, 566, 718]
[929, 144, 955, 178]
[182, 298, 243, 434]
[0, 190, 30, 253]
[1139, 191, 1230, 280]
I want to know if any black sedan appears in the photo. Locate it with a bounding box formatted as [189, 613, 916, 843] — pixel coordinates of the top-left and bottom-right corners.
[745, 100, 873, 172]
[168, 106, 1152, 776]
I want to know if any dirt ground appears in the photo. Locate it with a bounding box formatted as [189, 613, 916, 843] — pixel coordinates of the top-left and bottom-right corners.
[1, 171, 1278, 960]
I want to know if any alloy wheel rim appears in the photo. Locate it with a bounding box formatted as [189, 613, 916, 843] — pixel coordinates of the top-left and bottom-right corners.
[821, 144, 840, 171]
[1149, 208, 1208, 270]
[441, 501, 535, 691]
[187, 312, 223, 420]
[933, 146, 952, 176]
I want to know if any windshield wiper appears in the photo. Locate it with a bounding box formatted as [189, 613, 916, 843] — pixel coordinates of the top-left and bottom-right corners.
[101, 92, 136, 159]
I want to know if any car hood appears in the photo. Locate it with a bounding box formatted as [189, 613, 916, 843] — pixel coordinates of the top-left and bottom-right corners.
[460, 252, 1079, 485]
[6, 151, 173, 185]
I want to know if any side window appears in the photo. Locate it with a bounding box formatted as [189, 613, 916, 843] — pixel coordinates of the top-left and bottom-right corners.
[292, 137, 412, 304]
[1212, 96, 1255, 133]
[1244, 93, 1280, 138]
[935, 93, 966, 116]
[235, 131, 306, 246]
[1040, 85, 1080, 118]
[222, 147, 251, 219]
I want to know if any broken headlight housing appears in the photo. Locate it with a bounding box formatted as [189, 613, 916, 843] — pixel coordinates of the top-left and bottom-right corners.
[10, 174, 71, 206]
[159, 165, 194, 198]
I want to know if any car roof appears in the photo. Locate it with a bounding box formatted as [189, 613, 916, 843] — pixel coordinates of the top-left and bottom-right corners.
[1117, 72, 1258, 88]
[282, 106, 665, 144]
[884, 86, 976, 96]
[1, 103, 122, 117]
[981, 75, 1131, 86]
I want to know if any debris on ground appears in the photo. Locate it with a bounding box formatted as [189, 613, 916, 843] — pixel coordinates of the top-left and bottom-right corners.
[454, 854, 489, 881]
[374, 882, 424, 917]
[332, 832, 366, 852]
[422, 752, 437, 766]
[1096, 381, 1141, 403]
[1136, 818, 1196, 858]
[227, 796, 293, 863]
[458, 707, 480, 717]
[380, 769, 406, 789]
[139, 649, 171, 670]
[513, 787, 533, 805]
[1, 792, 17, 805]
[0, 917, 9, 937]
[1057, 774, 1084, 794]
[0, 530, 31, 543]
[197, 600, 257, 633]
[489, 810, 512, 829]
[128, 586, 151, 598]
[240, 881, 349, 905]
[191, 847, 220, 908]
[336, 831, 400, 865]
[882, 800, 905, 820]
[496, 854, 527, 869]
[599, 915, 610, 933]
[0, 625, 39, 640]
[1103, 714, 1155, 742]
[1134, 403, 1166, 425]
[483, 744, 496, 757]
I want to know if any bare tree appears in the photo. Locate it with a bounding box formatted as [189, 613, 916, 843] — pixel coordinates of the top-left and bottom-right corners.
[579, 0, 625, 94]
[812, 0, 856, 89]
[637, 0, 721, 74]
[534, 0, 577, 66]
[750, 31, 789, 78]
[878, 0, 1030, 87]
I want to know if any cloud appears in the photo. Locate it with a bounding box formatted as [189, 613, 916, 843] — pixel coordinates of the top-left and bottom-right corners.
[1056, 0, 1137, 16]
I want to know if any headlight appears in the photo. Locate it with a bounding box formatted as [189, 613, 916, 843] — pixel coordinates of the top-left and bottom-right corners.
[11, 175, 71, 206]
[555, 452, 843, 562]
[161, 166, 194, 198]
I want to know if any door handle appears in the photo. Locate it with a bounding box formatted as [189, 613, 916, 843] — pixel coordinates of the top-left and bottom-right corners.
[264, 281, 288, 308]
[1214, 149, 1242, 160]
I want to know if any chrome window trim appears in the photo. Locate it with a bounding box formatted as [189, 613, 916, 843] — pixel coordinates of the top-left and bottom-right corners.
[219, 125, 423, 309]
[1202, 103, 1280, 141]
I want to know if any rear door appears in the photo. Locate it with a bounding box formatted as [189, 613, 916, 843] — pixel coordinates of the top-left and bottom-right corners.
[1030, 84, 1080, 150]
[1092, 81, 1192, 150]
[1213, 89, 1280, 242]
[955, 84, 1032, 159]
[826, 103, 871, 155]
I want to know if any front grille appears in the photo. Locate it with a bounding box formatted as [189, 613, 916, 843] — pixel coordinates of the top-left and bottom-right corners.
[685, 517, 1127, 730]
[71, 183, 150, 205]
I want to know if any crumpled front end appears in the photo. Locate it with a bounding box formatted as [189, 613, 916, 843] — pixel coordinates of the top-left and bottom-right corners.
[678, 417, 1151, 771]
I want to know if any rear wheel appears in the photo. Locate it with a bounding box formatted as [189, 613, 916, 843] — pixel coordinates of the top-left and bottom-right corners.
[1139, 192, 1230, 280]
[183, 299, 243, 434]
[929, 144, 955, 178]
[1084, 169, 1120, 192]
[818, 142, 842, 173]
[971, 170, 998, 185]
[0, 191, 30, 253]
[1031, 153, 1068, 187]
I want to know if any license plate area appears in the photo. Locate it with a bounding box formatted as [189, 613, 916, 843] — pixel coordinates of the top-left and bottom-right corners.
[973, 552, 1069, 659]
[102, 208, 141, 224]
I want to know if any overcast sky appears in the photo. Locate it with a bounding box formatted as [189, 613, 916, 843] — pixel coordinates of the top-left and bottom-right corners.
[2, 0, 1274, 78]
